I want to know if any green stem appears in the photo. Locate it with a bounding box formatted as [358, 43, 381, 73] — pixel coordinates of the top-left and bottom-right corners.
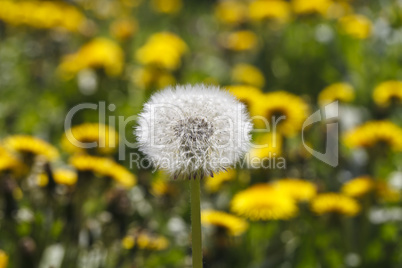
[190, 178, 203, 268]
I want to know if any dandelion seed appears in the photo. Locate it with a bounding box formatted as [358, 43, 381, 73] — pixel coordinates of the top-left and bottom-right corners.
[135, 84, 252, 268]
[122, 232, 169, 251]
[135, 84, 252, 180]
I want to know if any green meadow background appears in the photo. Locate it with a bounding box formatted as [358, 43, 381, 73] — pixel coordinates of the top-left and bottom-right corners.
[0, 0, 402, 267]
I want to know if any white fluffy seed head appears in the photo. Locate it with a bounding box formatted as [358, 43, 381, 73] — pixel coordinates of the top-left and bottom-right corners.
[135, 84, 252, 179]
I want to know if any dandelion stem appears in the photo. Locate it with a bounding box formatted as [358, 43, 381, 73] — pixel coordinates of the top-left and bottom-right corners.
[190, 178, 203, 268]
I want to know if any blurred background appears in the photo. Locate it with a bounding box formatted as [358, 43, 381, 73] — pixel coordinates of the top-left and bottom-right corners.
[0, 0, 402, 267]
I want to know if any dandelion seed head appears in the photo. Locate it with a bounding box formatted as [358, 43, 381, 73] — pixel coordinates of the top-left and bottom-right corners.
[135, 84, 252, 179]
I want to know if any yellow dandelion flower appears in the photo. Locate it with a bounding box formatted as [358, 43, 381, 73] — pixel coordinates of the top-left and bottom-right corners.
[122, 236, 135, 249]
[0, 250, 8, 268]
[0, 156, 16, 172]
[0, 0, 85, 31]
[226, 85, 263, 113]
[151, 179, 171, 196]
[311, 193, 360, 216]
[325, 1, 353, 19]
[151, 172, 177, 197]
[136, 233, 169, 250]
[376, 182, 401, 203]
[341, 176, 374, 198]
[214, 1, 247, 25]
[273, 178, 317, 202]
[205, 169, 236, 192]
[318, 83, 354, 106]
[231, 64, 265, 88]
[338, 14, 372, 39]
[37, 169, 78, 187]
[104, 161, 136, 189]
[249, 0, 291, 23]
[251, 91, 309, 136]
[136, 32, 188, 70]
[0, 146, 9, 156]
[131, 67, 176, 90]
[373, 81, 402, 107]
[110, 18, 138, 40]
[136, 233, 151, 249]
[231, 184, 298, 221]
[222, 30, 258, 51]
[59, 38, 124, 78]
[248, 133, 282, 161]
[70, 154, 111, 173]
[151, 0, 182, 14]
[0, 154, 23, 175]
[3, 135, 59, 161]
[292, 0, 332, 15]
[201, 210, 249, 236]
[61, 123, 119, 155]
[70, 155, 136, 188]
[343, 121, 402, 151]
[37, 173, 48, 187]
